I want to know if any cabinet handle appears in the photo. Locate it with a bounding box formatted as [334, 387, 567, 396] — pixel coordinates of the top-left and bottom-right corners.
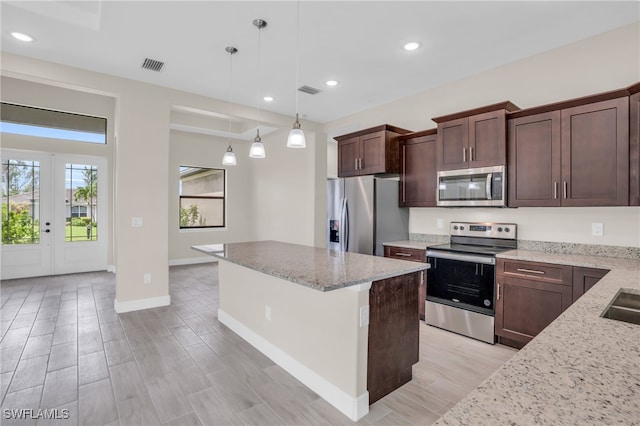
[554, 182, 558, 199]
[563, 181, 567, 199]
[359, 158, 363, 170]
[394, 252, 413, 257]
[516, 268, 545, 275]
[497, 283, 501, 301]
[469, 146, 474, 162]
[355, 158, 358, 170]
[462, 147, 467, 162]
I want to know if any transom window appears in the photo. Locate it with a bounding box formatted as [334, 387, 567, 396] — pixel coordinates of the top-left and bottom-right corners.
[179, 166, 225, 229]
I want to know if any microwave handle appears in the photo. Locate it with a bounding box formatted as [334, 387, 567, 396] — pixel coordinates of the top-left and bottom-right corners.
[486, 173, 493, 200]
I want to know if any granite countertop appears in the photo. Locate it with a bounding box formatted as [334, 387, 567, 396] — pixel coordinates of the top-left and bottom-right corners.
[436, 250, 640, 425]
[192, 240, 428, 292]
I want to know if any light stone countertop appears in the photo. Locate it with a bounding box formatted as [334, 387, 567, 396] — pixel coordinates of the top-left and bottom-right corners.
[435, 249, 640, 425]
[192, 240, 428, 292]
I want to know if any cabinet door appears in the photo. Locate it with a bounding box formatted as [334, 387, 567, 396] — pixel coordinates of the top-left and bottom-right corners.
[495, 275, 573, 346]
[360, 131, 386, 174]
[400, 134, 437, 207]
[468, 109, 507, 168]
[508, 111, 562, 207]
[437, 118, 468, 170]
[572, 267, 608, 302]
[630, 92, 640, 206]
[561, 97, 629, 206]
[337, 136, 360, 177]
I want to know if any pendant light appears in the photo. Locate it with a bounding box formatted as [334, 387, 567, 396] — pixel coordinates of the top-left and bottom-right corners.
[249, 19, 267, 159]
[222, 46, 238, 166]
[287, 0, 306, 148]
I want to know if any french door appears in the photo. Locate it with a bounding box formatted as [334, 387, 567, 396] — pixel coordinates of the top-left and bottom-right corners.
[1, 149, 108, 279]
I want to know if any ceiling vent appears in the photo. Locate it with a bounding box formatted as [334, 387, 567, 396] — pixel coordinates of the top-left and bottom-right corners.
[298, 85, 321, 95]
[141, 58, 165, 72]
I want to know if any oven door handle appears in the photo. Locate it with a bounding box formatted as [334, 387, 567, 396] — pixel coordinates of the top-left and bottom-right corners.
[427, 250, 496, 265]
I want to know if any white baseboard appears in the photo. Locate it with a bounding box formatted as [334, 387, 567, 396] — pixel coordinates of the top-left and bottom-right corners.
[169, 257, 217, 266]
[114, 295, 171, 313]
[218, 309, 369, 421]
[107, 264, 116, 273]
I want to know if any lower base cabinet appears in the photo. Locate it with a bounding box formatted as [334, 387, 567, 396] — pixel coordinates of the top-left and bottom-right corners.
[383, 246, 427, 320]
[495, 259, 607, 349]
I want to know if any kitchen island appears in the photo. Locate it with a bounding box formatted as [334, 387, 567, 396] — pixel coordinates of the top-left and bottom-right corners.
[193, 240, 429, 421]
[436, 250, 640, 425]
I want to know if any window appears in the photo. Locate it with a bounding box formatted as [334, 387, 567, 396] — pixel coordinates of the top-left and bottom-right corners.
[1, 159, 40, 244]
[0, 102, 107, 144]
[179, 166, 225, 229]
[66, 163, 98, 242]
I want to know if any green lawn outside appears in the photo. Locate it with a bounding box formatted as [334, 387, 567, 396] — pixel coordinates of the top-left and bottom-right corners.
[66, 225, 98, 242]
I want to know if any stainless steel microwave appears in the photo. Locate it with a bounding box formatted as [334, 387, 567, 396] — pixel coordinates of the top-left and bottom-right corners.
[436, 165, 506, 207]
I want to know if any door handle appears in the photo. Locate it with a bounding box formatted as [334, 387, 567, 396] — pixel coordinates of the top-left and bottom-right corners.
[497, 283, 501, 301]
[553, 182, 558, 199]
[485, 173, 493, 200]
[41, 229, 51, 233]
[563, 181, 568, 199]
[462, 147, 467, 162]
[354, 158, 358, 170]
[469, 146, 474, 162]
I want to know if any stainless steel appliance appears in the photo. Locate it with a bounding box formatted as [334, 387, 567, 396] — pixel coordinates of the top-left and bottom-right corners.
[436, 165, 506, 207]
[327, 176, 409, 256]
[426, 222, 517, 343]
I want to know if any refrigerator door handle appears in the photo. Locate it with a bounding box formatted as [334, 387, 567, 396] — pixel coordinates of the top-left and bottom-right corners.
[341, 198, 349, 252]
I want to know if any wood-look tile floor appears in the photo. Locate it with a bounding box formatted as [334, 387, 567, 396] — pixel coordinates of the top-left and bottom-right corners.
[1, 264, 517, 425]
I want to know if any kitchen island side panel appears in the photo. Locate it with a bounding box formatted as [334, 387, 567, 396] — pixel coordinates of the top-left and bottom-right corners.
[217, 260, 370, 418]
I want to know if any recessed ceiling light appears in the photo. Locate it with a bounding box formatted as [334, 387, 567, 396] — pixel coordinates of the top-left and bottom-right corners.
[263, 96, 274, 102]
[11, 32, 34, 42]
[403, 42, 420, 51]
[325, 80, 338, 87]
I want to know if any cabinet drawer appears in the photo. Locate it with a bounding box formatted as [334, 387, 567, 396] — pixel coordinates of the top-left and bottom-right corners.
[497, 259, 572, 285]
[384, 246, 426, 263]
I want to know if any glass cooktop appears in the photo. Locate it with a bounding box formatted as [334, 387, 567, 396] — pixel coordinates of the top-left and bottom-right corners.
[427, 243, 514, 256]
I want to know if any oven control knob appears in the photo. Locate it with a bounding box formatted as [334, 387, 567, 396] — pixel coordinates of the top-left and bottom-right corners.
[505, 227, 511, 233]
[497, 227, 503, 232]
[453, 225, 459, 230]
[459, 226, 465, 230]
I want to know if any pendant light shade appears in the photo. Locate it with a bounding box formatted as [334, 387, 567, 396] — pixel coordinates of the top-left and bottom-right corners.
[288, 0, 306, 149]
[287, 113, 306, 148]
[222, 145, 237, 165]
[222, 46, 238, 166]
[249, 129, 266, 158]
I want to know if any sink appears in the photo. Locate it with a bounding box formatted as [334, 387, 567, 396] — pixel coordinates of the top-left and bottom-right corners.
[602, 290, 640, 326]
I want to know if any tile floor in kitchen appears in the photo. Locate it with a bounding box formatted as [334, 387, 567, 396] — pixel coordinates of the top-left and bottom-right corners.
[0, 263, 517, 425]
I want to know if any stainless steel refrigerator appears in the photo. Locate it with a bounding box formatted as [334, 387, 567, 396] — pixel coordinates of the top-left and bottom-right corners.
[327, 176, 409, 256]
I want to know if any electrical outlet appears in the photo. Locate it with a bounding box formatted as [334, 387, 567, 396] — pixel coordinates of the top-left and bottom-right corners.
[359, 305, 369, 327]
[265, 305, 272, 321]
[591, 223, 604, 237]
[132, 217, 144, 228]
[436, 219, 444, 229]
[144, 273, 151, 284]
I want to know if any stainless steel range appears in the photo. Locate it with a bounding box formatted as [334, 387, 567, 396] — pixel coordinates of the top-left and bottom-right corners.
[425, 222, 517, 344]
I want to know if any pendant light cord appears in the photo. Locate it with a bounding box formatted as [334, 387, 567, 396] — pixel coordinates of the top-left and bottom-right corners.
[256, 23, 261, 131]
[228, 49, 233, 144]
[295, 0, 300, 115]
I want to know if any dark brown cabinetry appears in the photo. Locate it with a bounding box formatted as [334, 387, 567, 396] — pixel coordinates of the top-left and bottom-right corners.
[398, 129, 437, 207]
[508, 92, 629, 207]
[433, 102, 519, 171]
[572, 267, 608, 303]
[495, 259, 573, 348]
[384, 246, 427, 320]
[368, 272, 420, 403]
[496, 259, 610, 348]
[629, 83, 640, 206]
[335, 125, 411, 177]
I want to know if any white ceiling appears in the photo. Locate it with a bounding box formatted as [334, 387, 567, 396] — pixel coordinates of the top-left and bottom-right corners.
[1, 1, 638, 124]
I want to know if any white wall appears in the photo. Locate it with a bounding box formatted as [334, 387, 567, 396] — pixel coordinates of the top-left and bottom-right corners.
[168, 130, 254, 262]
[324, 23, 640, 248]
[1, 52, 325, 309]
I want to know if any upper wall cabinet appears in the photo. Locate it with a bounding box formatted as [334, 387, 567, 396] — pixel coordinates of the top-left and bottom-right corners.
[432, 102, 519, 171]
[398, 129, 437, 207]
[629, 82, 640, 206]
[508, 90, 630, 207]
[335, 125, 411, 177]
